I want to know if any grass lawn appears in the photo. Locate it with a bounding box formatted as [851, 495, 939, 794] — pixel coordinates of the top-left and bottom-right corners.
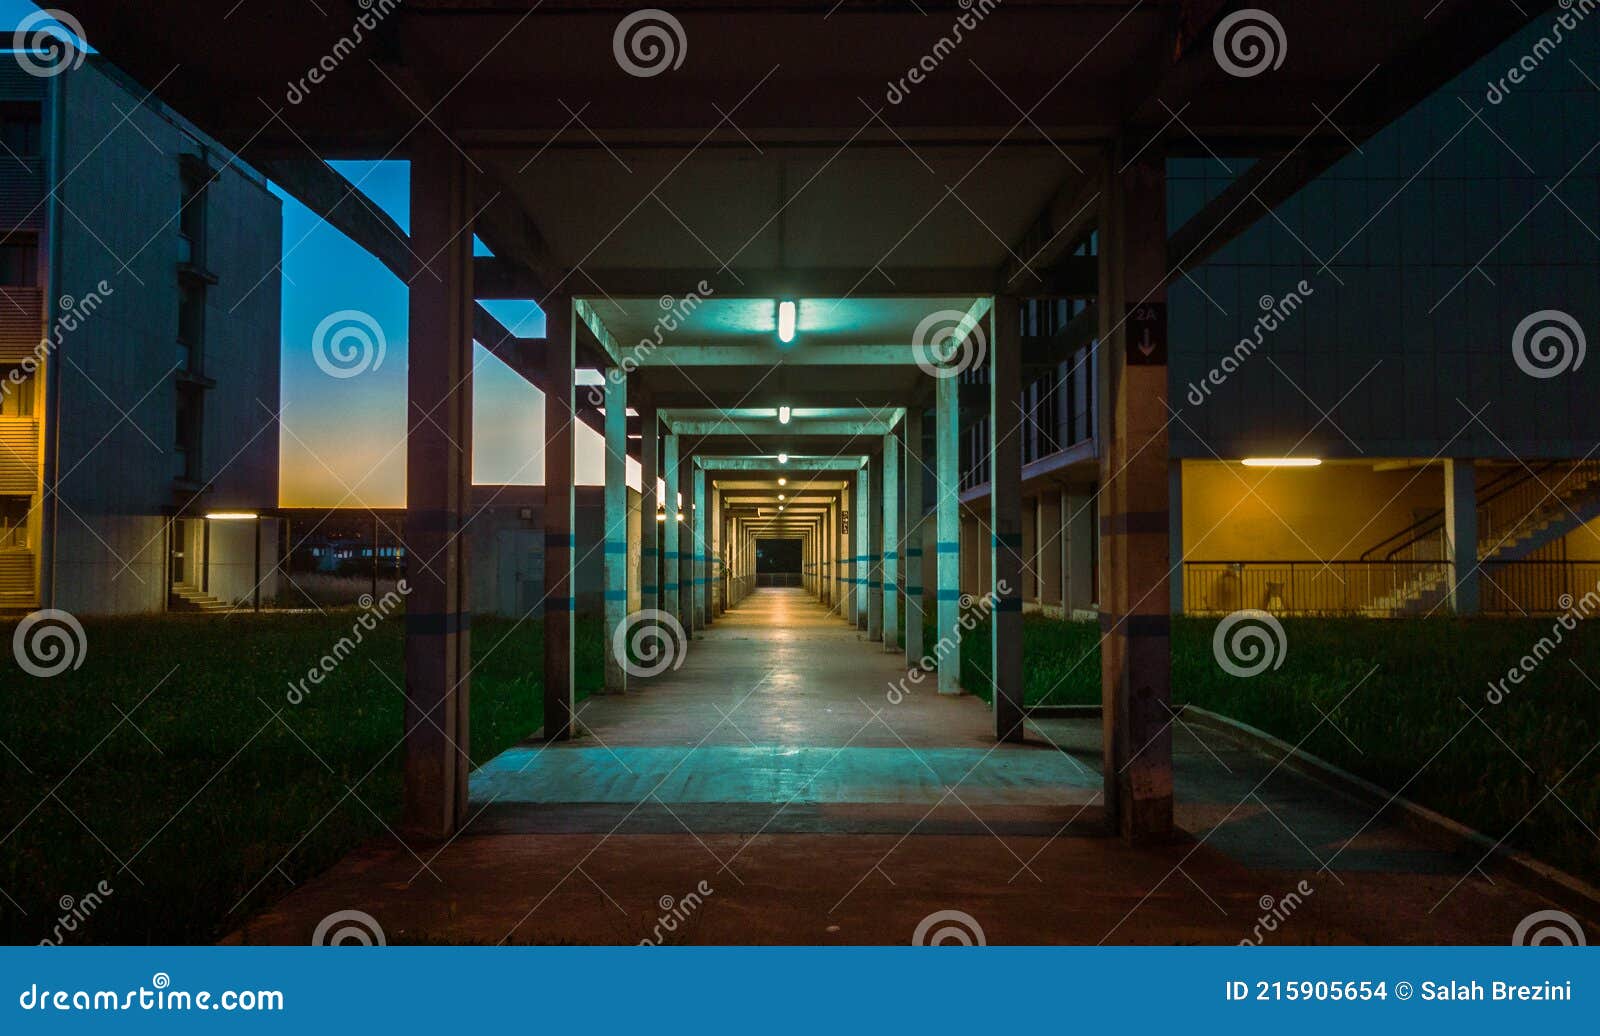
[954, 613, 1600, 886]
[0, 610, 603, 945]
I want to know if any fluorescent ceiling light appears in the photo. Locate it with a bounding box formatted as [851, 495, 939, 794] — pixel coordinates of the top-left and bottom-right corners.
[1241, 457, 1322, 468]
[206, 512, 258, 520]
[778, 452, 789, 464]
[777, 300, 797, 343]
[778, 404, 792, 424]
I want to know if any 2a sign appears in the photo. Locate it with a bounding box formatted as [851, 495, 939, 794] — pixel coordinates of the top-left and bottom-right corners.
[1126, 303, 1167, 366]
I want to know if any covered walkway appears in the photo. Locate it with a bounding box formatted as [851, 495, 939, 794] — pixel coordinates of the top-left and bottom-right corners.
[232, 587, 1577, 945]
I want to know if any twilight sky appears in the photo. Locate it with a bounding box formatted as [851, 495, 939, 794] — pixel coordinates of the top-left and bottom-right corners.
[3, 1, 627, 507]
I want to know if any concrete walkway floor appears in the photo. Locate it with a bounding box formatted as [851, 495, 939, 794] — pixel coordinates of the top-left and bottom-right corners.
[233, 590, 1590, 945]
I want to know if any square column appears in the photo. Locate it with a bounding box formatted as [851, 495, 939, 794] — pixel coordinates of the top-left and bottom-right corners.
[711, 485, 723, 616]
[663, 434, 680, 623]
[883, 431, 900, 652]
[402, 138, 474, 837]
[868, 453, 884, 641]
[936, 373, 961, 694]
[543, 296, 577, 741]
[1039, 490, 1063, 614]
[639, 405, 659, 615]
[903, 408, 925, 667]
[990, 297, 1025, 742]
[1064, 486, 1095, 614]
[1445, 459, 1479, 614]
[693, 465, 708, 630]
[603, 369, 629, 692]
[1098, 152, 1173, 842]
[856, 466, 870, 629]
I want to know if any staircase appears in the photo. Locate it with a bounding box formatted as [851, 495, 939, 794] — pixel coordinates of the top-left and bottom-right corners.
[1362, 461, 1600, 616]
[170, 583, 231, 613]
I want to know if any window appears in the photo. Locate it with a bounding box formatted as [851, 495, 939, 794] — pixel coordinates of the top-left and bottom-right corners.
[0, 496, 29, 549]
[175, 384, 203, 480]
[0, 237, 39, 286]
[178, 281, 205, 368]
[0, 367, 34, 417]
[0, 103, 42, 157]
[179, 164, 209, 264]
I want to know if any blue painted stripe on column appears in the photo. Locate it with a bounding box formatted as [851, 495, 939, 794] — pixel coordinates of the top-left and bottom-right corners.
[868, 580, 881, 588]
[664, 582, 679, 590]
[936, 541, 960, 553]
[664, 551, 679, 559]
[604, 541, 629, 554]
[906, 585, 925, 593]
[906, 548, 924, 557]
[643, 548, 660, 556]
[936, 589, 963, 601]
[604, 589, 630, 601]
[642, 584, 658, 593]
[883, 550, 898, 560]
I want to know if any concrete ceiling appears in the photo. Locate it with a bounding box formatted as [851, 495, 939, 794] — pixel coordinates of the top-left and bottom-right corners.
[593, 298, 982, 348]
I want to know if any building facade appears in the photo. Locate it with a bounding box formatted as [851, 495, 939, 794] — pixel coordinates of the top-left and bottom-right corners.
[0, 58, 281, 615]
[947, 14, 1600, 618]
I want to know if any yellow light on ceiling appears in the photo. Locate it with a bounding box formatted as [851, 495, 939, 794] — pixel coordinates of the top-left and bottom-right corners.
[1240, 457, 1322, 468]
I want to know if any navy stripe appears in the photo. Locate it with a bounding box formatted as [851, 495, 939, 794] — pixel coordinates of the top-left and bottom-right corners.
[1099, 612, 1171, 636]
[603, 589, 629, 601]
[406, 611, 471, 636]
[1101, 511, 1170, 536]
[544, 532, 575, 548]
[937, 589, 963, 601]
[936, 541, 960, 553]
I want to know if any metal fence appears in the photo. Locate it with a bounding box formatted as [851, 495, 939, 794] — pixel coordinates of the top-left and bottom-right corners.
[756, 572, 802, 588]
[1182, 561, 1448, 616]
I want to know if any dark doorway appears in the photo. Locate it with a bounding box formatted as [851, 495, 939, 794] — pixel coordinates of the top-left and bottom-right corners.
[755, 538, 801, 574]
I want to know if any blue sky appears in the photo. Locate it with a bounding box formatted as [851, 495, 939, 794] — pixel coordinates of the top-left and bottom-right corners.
[3, 1, 620, 506]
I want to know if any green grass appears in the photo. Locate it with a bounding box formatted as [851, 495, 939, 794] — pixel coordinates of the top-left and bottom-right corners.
[950, 613, 1600, 885]
[0, 610, 603, 945]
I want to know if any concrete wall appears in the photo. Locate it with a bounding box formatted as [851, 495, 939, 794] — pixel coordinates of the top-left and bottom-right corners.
[1169, 16, 1600, 461]
[45, 61, 281, 615]
[467, 486, 637, 618]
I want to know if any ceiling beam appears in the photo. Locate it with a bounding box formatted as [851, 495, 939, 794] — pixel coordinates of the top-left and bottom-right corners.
[477, 262, 1011, 300]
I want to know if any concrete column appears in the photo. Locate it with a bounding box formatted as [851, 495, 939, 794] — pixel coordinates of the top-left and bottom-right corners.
[991, 296, 1025, 743]
[855, 467, 869, 628]
[868, 453, 884, 641]
[903, 408, 925, 667]
[694, 465, 707, 631]
[402, 138, 474, 837]
[883, 431, 900, 652]
[1169, 460, 1185, 616]
[639, 405, 658, 615]
[603, 370, 629, 692]
[1098, 151, 1173, 842]
[711, 485, 723, 616]
[1445, 458, 1479, 614]
[663, 434, 680, 622]
[1065, 486, 1095, 614]
[1039, 490, 1063, 615]
[936, 372, 961, 694]
[543, 294, 577, 742]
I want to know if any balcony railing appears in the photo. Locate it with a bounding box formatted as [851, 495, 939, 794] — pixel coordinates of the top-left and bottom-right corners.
[0, 550, 36, 607]
[1183, 561, 1450, 617]
[1480, 561, 1600, 615]
[0, 286, 44, 363]
[0, 419, 41, 493]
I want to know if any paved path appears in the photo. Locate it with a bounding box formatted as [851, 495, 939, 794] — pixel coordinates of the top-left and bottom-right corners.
[233, 590, 1588, 945]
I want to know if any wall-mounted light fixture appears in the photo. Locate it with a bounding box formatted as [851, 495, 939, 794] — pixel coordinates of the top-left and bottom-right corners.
[777, 404, 792, 425]
[776, 300, 797, 344]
